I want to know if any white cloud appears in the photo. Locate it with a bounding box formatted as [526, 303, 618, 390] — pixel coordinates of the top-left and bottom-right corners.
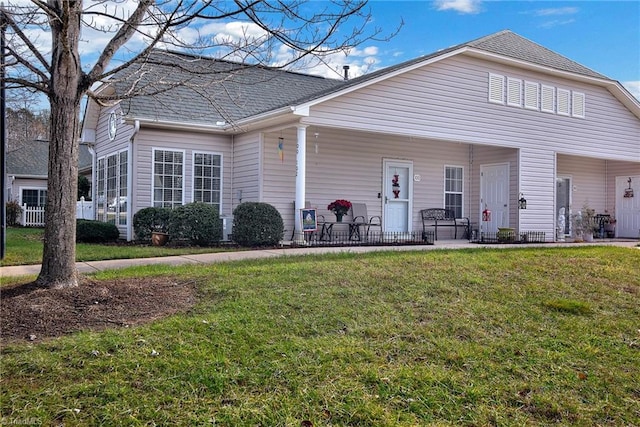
[534, 7, 579, 17]
[538, 19, 576, 29]
[433, 0, 482, 14]
[623, 81, 640, 101]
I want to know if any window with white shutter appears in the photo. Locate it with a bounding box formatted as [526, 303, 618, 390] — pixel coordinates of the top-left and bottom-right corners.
[488, 73, 505, 104]
[524, 81, 539, 110]
[572, 91, 585, 118]
[507, 78, 522, 107]
[541, 85, 555, 113]
[557, 88, 570, 116]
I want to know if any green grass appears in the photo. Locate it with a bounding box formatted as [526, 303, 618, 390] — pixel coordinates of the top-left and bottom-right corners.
[0, 227, 228, 267]
[2, 246, 639, 426]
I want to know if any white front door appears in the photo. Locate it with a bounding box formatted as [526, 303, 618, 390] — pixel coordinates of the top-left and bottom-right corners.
[480, 163, 510, 233]
[616, 175, 640, 238]
[383, 159, 413, 233]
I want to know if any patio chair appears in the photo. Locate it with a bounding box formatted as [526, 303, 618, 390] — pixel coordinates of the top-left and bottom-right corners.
[350, 203, 382, 240]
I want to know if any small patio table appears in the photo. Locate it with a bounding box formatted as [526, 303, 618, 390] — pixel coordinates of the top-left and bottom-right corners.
[319, 221, 363, 241]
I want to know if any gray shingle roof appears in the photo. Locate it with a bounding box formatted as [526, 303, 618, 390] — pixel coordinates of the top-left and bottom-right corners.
[112, 30, 610, 125]
[114, 51, 344, 126]
[7, 140, 92, 176]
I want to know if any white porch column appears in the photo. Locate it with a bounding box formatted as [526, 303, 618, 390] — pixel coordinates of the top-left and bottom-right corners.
[295, 125, 308, 238]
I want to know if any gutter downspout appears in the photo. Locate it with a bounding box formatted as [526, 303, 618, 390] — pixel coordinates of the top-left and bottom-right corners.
[127, 120, 140, 241]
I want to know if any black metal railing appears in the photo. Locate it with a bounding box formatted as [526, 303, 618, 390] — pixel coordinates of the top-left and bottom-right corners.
[290, 230, 434, 247]
[472, 231, 546, 244]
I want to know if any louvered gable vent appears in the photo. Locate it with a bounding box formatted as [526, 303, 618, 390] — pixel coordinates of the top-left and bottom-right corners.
[541, 85, 555, 113]
[488, 74, 505, 104]
[557, 88, 570, 116]
[524, 81, 539, 110]
[572, 92, 585, 118]
[507, 78, 522, 107]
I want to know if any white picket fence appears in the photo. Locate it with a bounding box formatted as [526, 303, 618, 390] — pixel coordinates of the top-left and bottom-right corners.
[20, 197, 94, 227]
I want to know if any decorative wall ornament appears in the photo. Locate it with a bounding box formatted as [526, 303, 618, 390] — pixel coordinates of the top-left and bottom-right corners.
[624, 177, 634, 198]
[392, 174, 400, 198]
[278, 137, 284, 163]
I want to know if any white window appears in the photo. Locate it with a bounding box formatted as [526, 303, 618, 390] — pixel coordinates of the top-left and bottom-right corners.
[541, 85, 555, 113]
[96, 149, 129, 225]
[524, 81, 539, 110]
[488, 73, 505, 104]
[572, 91, 585, 118]
[153, 149, 184, 208]
[21, 188, 47, 207]
[557, 88, 570, 116]
[507, 78, 522, 107]
[444, 166, 464, 218]
[193, 152, 222, 210]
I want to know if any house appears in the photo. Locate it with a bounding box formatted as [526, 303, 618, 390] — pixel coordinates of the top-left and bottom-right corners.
[81, 30, 640, 242]
[6, 139, 93, 209]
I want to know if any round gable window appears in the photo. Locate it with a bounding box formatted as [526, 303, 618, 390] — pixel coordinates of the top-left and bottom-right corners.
[108, 112, 118, 141]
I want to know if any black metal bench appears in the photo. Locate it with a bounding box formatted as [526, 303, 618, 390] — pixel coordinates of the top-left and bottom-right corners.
[420, 208, 470, 240]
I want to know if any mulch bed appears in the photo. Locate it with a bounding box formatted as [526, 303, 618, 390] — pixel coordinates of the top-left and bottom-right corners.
[1, 277, 197, 344]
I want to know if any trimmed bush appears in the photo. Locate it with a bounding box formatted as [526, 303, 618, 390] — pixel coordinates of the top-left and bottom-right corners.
[133, 207, 172, 241]
[76, 219, 119, 243]
[6, 200, 22, 226]
[232, 202, 284, 247]
[169, 202, 222, 246]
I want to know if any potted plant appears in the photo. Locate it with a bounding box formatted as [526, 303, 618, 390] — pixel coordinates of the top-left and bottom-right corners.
[572, 203, 598, 242]
[151, 224, 169, 246]
[327, 199, 352, 222]
[603, 214, 616, 238]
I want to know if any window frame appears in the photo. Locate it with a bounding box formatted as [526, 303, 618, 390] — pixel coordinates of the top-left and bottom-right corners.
[444, 165, 464, 219]
[541, 84, 555, 113]
[20, 187, 47, 207]
[192, 151, 223, 214]
[557, 88, 571, 116]
[152, 148, 186, 209]
[96, 148, 129, 225]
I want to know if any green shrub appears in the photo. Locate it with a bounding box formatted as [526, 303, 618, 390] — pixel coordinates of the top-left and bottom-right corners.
[6, 200, 22, 226]
[232, 202, 284, 247]
[133, 207, 172, 241]
[76, 219, 120, 243]
[169, 202, 222, 246]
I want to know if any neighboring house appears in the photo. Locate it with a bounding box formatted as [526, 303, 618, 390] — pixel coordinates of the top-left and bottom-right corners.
[6, 139, 93, 210]
[81, 30, 640, 242]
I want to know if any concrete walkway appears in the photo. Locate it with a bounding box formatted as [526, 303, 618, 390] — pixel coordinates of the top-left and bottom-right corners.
[2, 240, 638, 278]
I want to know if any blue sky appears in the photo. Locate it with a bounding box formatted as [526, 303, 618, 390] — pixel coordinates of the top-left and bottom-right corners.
[334, 0, 640, 99]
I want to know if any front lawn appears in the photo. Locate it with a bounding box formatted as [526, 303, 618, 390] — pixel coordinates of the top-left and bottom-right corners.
[0, 227, 228, 267]
[1, 247, 639, 425]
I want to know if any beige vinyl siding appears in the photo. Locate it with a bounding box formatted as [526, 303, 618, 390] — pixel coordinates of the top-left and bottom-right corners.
[262, 127, 471, 237]
[519, 148, 555, 239]
[232, 132, 262, 208]
[306, 55, 640, 162]
[133, 128, 233, 217]
[557, 155, 607, 214]
[95, 106, 132, 160]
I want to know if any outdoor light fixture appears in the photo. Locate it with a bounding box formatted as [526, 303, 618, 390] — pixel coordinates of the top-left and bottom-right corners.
[519, 193, 527, 210]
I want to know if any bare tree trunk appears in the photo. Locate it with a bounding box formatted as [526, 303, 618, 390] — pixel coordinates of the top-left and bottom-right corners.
[36, 1, 83, 289]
